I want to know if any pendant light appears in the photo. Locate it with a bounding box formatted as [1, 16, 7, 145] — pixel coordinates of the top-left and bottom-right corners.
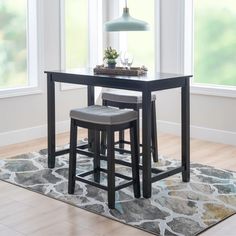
[105, 0, 149, 32]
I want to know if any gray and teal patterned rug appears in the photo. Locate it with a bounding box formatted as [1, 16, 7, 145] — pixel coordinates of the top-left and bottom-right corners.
[0, 146, 236, 236]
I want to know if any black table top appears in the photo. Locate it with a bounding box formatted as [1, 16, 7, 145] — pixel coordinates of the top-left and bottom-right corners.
[45, 68, 192, 82]
[45, 68, 192, 92]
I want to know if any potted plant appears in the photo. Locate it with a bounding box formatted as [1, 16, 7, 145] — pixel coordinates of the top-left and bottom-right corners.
[103, 47, 119, 69]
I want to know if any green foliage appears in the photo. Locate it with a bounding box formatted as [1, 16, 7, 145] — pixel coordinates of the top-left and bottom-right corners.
[103, 47, 119, 64]
[0, 1, 27, 89]
[195, 3, 236, 86]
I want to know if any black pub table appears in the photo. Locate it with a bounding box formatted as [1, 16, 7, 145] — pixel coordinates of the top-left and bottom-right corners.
[45, 68, 192, 198]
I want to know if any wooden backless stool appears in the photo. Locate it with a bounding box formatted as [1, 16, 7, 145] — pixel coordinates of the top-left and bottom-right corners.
[68, 105, 140, 209]
[101, 90, 158, 162]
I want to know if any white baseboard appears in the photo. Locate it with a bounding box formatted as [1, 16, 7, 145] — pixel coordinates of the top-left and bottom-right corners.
[0, 119, 235, 147]
[0, 120, 70, 147]
[158, 120, 236, 146]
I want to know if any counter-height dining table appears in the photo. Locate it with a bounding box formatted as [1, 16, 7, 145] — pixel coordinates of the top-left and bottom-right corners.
[45, 68, 192, 198]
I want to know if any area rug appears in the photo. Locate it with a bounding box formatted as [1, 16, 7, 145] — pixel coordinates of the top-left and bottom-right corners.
[0, 146, 236, 236]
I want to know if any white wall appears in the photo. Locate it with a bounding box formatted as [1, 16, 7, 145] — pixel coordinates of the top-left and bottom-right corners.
[0, 0, 87, 146]
[157, 0, 236, 145]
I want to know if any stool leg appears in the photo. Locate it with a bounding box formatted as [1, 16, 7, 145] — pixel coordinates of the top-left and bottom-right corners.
[101, 100, 107, 155]
[68, 119, 78, 194]
[101, 131, 106, 155]
[134, 106, 140, 164]
[151, 101, 158, 162]
[94, 131, 100, 183]
[107, 128, 115, 209]
[130, 121, 141, 198]
[119, 130, 125, 154]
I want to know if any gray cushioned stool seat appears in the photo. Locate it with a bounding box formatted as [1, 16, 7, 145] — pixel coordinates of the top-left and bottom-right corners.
[70, 105, 138, 125]
[102, 90, 156, 104]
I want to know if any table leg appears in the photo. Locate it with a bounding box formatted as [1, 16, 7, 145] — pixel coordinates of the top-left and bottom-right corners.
[181, 78, 190, 182]
[47, 74, 56, 168]
[87, 86, 95, 150]
[142, 90, 152, 198]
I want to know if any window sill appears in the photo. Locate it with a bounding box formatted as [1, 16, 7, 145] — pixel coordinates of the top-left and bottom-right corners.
[190, 84, 236, 98]
[0, 86, 43, 99]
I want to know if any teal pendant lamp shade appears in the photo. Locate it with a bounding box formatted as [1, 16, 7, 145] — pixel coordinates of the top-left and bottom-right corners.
[105, 1, 149, 32]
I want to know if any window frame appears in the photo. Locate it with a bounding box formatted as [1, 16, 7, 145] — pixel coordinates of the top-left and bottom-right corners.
[59, 0, 103, 91]
[183, 0, 236, 98]
[0, 0, 43, 99]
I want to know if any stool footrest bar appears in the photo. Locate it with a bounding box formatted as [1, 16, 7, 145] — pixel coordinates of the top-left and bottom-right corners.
[151, 166, 184, 183]
[75, 176, 108, 191]
[115, 180, 134, 191]
[78, 170, 94, 177]
[106, 157, 163, 175]
[76, 168, 134, 192]
[114, 140, 130, 145]
[56, 148, 70, 156]
[77, 143, 89, 149]
[76, 148, 94, 157]
[114, 147, 132, 154]
[99, 167, 133, 181]
[78, 168, 133, 182]
[55, 144, 89, 157]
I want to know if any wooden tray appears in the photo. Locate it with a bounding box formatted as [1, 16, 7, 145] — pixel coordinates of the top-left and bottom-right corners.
[94, 65, 147, 76]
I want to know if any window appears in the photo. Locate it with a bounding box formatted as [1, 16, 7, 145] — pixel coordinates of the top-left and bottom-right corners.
[194, 1, 236, 87]
[60, 0, 103, 90]
[119, 0, 157, 72]
[60, 0, 102, 70]
[62, 0, 89, 69]
[0, 0, 39, 94]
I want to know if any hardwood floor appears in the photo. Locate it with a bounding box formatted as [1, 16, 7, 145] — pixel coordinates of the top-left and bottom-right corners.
[0, 131, 236, 236]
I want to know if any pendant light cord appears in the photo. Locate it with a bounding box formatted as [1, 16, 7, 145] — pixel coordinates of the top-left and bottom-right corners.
[124, 0, 129, 13]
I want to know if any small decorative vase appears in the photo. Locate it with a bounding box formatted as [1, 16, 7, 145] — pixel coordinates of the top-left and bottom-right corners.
[108, 62, 116, 69]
